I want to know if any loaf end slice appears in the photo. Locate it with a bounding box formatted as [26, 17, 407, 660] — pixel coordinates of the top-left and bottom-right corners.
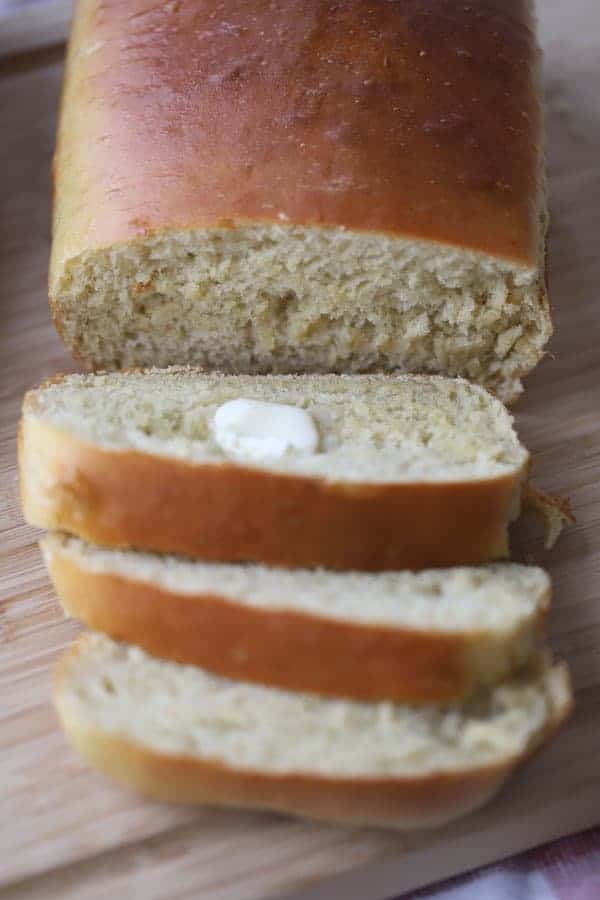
[43, 534, 550, 703]
[51, 0, 549, 400]
[20, 371, 529, 570]
[54, 635, 572, 830]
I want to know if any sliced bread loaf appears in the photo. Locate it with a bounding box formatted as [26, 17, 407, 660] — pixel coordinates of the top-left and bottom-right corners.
[43, 534, 550, 703]
[55, 634, 572, 829]
[20, 371, 529, 570]
[52, 0, 549, 400]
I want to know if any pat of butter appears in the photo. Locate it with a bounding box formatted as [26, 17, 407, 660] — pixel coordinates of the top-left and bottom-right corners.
[213, 398, 319, 462]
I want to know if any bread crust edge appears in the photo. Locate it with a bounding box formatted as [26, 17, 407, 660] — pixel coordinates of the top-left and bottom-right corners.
[20, 415, 527, 571]
[53, 644, 573, 830]
[44, 539, 549, 704]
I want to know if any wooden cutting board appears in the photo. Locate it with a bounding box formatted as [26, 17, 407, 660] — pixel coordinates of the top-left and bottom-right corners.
[1, 1, 599, 897]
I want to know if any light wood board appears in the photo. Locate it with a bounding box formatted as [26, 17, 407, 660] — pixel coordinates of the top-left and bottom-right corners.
[1, 1, 599, 897]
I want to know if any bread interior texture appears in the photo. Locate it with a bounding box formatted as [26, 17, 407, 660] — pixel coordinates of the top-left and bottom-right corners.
[60, 634, 566, 777]
[28, 371, 528, 482]
[52, 226, 550, 401]
[61, 634, 566, 776]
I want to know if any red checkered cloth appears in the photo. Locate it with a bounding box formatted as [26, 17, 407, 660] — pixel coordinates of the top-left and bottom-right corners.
[402, 828, 600, 899]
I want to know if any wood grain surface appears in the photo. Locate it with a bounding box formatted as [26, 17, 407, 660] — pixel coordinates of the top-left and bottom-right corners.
[1, 1, 599, 897]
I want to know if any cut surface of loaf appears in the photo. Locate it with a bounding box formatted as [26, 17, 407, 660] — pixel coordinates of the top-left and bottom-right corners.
[44, 534, 550, 702]
[55, 634, 572, 829]
[21, 371, 529, 570]
[51, 0, 549, 400]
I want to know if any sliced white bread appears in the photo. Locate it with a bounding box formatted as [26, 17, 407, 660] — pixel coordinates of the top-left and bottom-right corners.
[55, 634, 572, 830]
[21, 370, 529, 570]
[43, 534, 550, 703]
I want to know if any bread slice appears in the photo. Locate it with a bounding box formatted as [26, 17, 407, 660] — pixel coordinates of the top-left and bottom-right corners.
[20, 370, 529, 571]
[51, 0, 549, 401]
[55, 634, 572, 830]
[43, 534, 550, 703]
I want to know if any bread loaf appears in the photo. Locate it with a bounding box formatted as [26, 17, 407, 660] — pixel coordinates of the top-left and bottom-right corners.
[51, 0, 549, 401]
[20, 370, 529, 570]
[54, 634, 572, 829]
[42, 534, 550, 703]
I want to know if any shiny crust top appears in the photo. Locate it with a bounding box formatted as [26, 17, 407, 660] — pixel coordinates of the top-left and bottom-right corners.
[52, 0, 543, 278]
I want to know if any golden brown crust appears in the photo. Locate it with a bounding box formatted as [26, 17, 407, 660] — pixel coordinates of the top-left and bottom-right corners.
[47, 545, 485, 703]
[20, 415, 525, 571]
[51, 0, 543, 290]
[58, 723, 507, 829]
[53, 646, 573, 830]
